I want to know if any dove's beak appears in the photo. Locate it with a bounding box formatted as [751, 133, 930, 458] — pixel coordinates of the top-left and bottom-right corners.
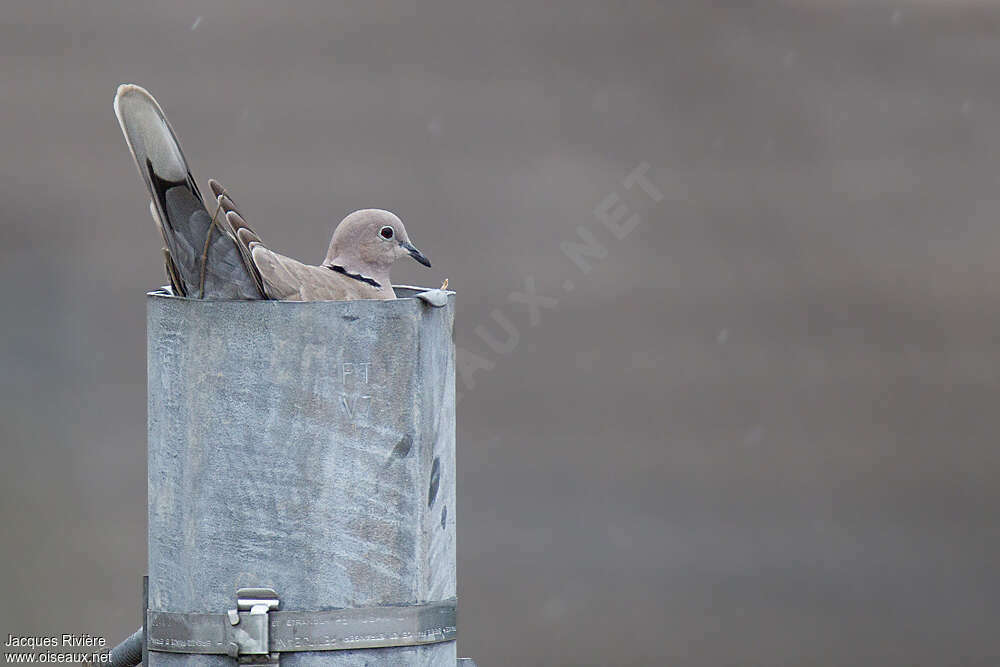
[402, 241, 431, 268]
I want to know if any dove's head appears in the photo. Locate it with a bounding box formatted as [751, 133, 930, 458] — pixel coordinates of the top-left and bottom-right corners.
[323, 209, 431, 282]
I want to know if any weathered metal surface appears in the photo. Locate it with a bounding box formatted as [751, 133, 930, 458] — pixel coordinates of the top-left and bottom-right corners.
[147, 287, 457, 666]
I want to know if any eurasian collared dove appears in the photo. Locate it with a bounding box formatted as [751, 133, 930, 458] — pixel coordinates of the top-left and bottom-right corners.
[114, 84, 431, 300]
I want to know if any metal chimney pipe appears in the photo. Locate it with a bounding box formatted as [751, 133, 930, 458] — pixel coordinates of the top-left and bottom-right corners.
[146, 287, 457, 666]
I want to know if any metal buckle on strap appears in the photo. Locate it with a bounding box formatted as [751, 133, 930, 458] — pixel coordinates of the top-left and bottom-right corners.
[226, 588, 279, 664]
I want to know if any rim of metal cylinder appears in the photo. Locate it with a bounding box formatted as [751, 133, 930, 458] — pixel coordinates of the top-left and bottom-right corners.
[147, 284, 455, 303]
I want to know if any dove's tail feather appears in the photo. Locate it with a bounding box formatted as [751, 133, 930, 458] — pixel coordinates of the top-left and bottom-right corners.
[114, 84, 264, 299]
[149, 201, 185, 295]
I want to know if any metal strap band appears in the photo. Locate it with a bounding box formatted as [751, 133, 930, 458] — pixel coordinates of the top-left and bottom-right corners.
[147, 599, 457, 654]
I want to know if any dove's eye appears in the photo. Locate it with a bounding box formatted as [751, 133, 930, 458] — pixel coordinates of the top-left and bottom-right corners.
[380, 226, 394, 240]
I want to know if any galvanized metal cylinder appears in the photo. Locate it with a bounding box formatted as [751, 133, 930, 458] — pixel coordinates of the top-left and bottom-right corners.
[147, 288, 456, 667]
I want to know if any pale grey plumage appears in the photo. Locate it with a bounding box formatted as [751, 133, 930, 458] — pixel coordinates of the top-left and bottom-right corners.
[114, 84, 431, 301]
[208, 180, 426, 301]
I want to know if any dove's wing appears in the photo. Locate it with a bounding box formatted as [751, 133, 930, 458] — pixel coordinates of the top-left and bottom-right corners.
[114, 84, 264, 299]
[207, 179, 267, 298]
[207, 179, 392, 301]
[248, 246, 393, 301]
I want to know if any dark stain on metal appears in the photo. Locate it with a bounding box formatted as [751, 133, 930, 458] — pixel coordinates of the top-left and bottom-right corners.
[440, 505, 447, 529]
[428, 457, 440, 506]
[391, 434, 413, 459]
[341, 314, 360, 322]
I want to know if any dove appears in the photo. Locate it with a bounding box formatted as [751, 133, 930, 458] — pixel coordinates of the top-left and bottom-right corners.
[114, 84, 431, 300]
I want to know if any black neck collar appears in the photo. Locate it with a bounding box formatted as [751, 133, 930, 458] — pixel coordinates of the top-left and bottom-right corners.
[328, 264, 382, 289]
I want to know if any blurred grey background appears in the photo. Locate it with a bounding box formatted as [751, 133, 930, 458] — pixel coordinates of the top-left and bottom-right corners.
[2, 1, 999, 665]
